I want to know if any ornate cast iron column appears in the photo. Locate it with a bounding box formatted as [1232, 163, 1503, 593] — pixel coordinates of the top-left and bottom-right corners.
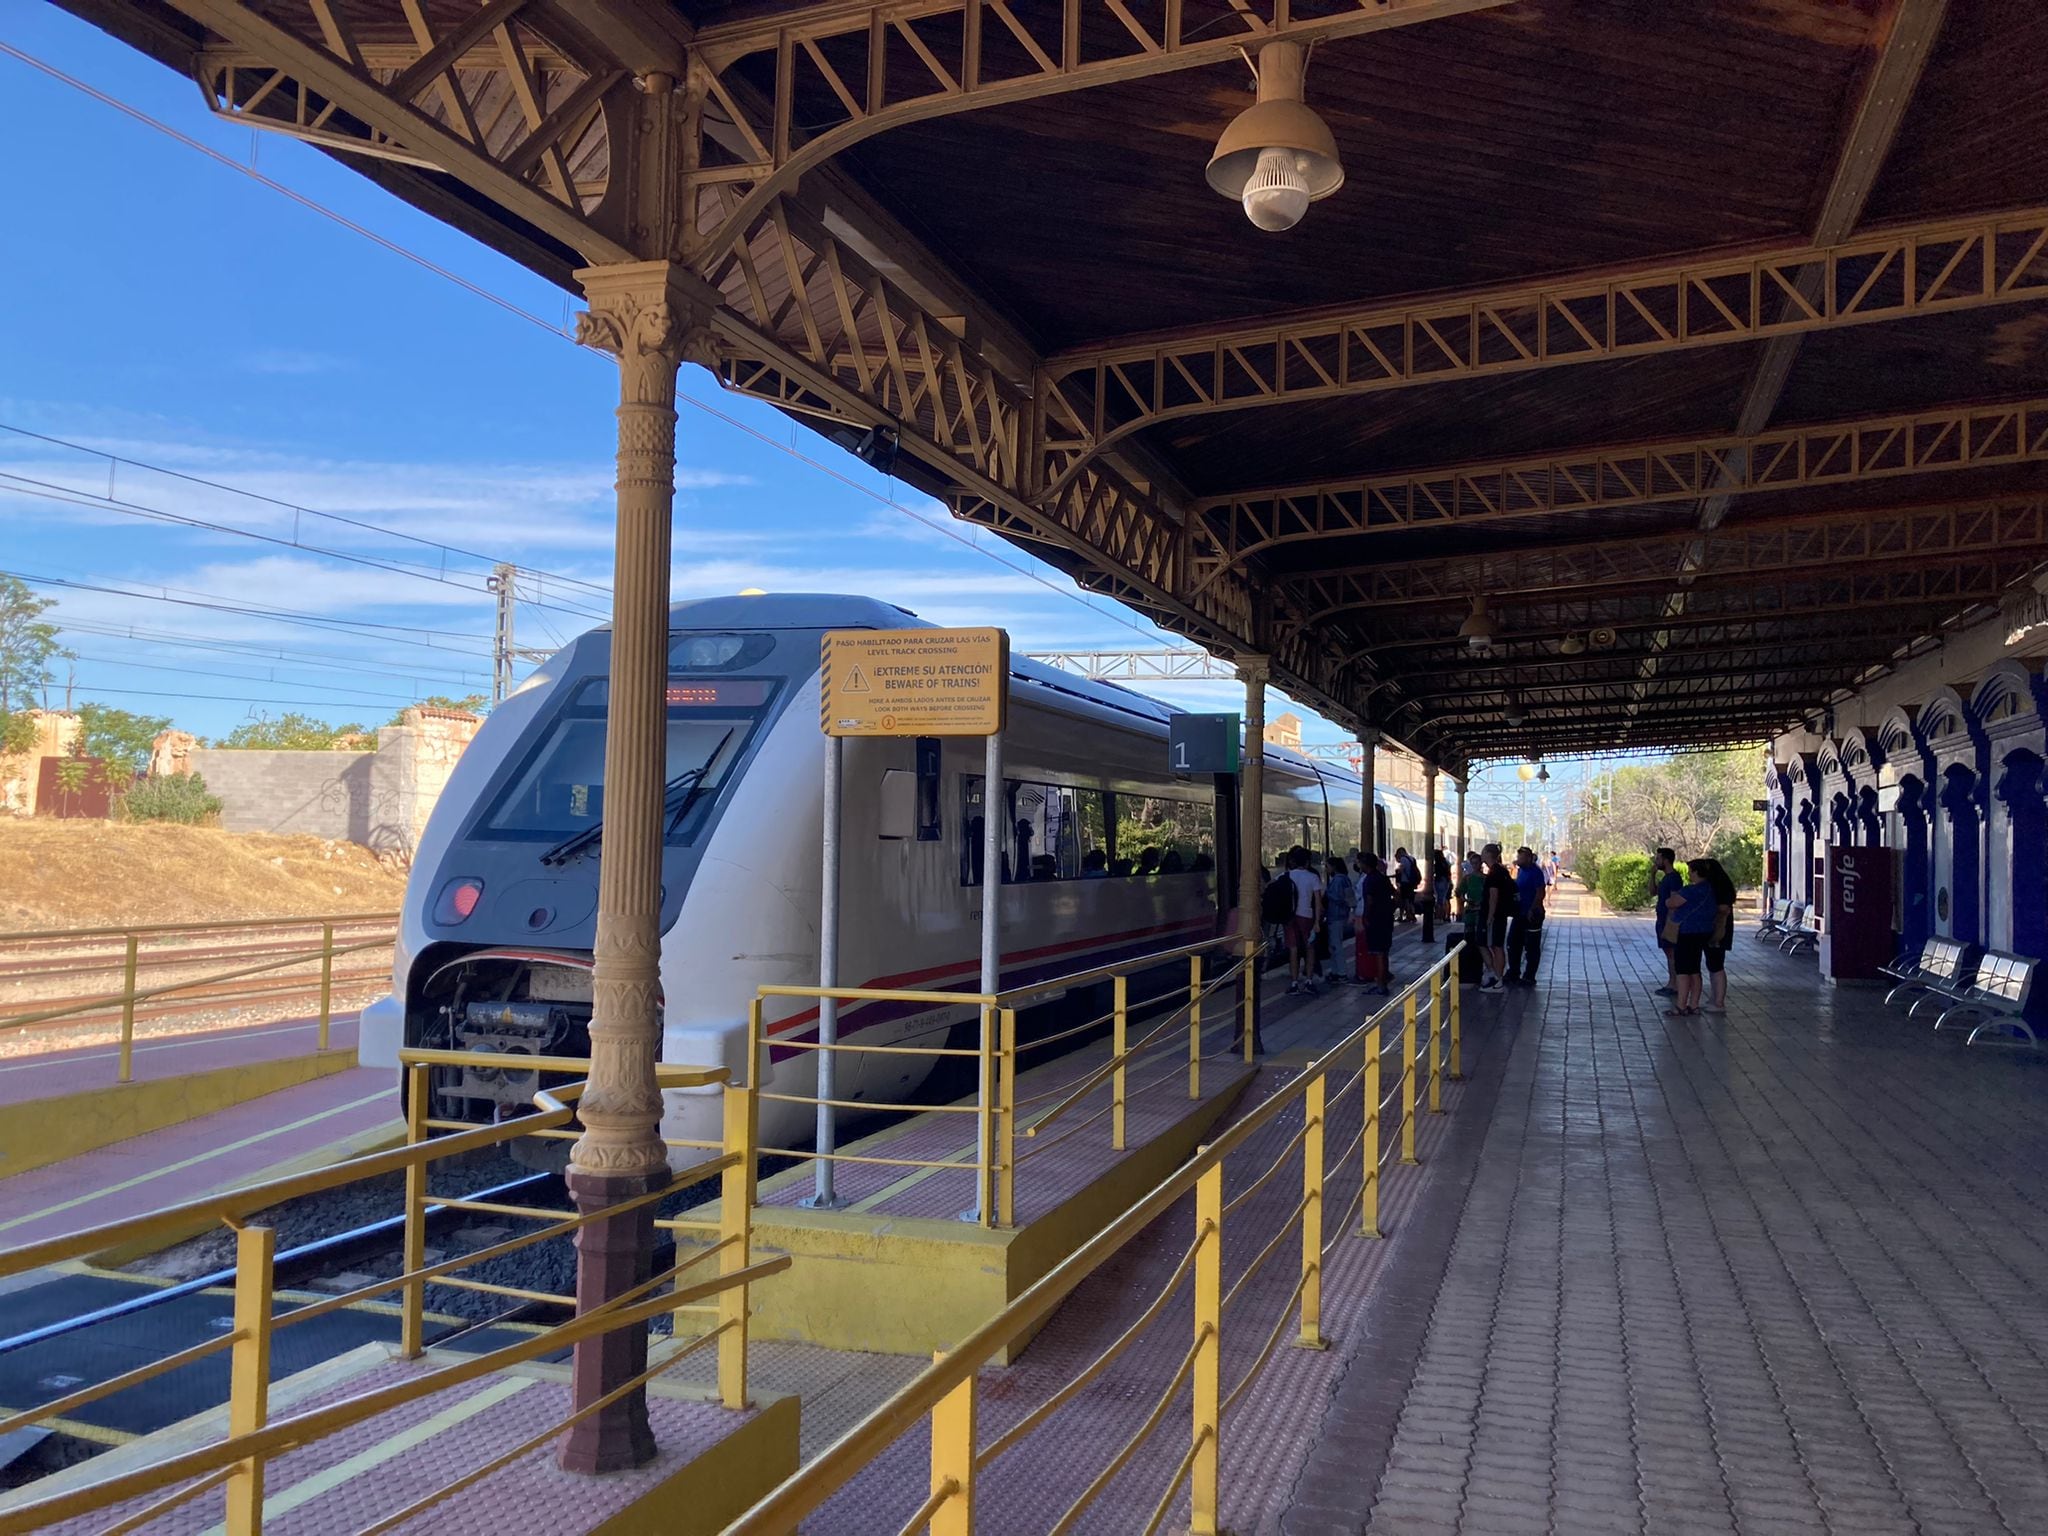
[560, 258, 705, 1474]
[1455, 778, 1468, 860]
[1357, 728, 1379, 857]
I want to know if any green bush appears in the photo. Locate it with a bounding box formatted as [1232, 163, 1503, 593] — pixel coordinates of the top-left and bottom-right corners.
[1576, 847, 1604, 890]
[120, 772, 223, 826]
[1709, 829, 1764, 891]
[1597, 851, 1654, 912]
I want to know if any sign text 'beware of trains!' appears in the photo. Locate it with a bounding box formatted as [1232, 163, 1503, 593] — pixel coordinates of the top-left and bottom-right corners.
[821, 628, 1009, 738]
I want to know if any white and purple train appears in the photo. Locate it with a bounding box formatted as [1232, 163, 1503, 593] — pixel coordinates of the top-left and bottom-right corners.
[361, 594, 1478, 1160]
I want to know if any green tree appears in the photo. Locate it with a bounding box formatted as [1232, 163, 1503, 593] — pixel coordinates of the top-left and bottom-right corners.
[0, 710, 33, 755]
[220, 712, 371, 750]
[76, 702, 175, 777]
[386, 693, 487, 725]
[0, 576, 64, 717]
[1572, 747, 1767, 888]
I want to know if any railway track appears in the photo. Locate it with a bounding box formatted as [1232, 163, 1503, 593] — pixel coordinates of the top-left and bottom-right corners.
[0, 914, 397, 1039]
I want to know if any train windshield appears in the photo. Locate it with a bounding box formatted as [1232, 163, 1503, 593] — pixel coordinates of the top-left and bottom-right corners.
[480, 675, 779, 844]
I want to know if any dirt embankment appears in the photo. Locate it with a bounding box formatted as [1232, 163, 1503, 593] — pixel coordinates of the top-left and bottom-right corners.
[0, 819, 409, 930]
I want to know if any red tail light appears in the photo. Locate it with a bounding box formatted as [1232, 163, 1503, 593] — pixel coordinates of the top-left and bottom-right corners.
[434, 878, 485, 924]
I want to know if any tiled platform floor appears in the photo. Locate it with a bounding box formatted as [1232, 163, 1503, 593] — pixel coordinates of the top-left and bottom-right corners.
[1339, 904, 2048, 1536]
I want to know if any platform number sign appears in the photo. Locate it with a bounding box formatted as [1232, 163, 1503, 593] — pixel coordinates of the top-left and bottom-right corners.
[1168, 713, 1240, 774]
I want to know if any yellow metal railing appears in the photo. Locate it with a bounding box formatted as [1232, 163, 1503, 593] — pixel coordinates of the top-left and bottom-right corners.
[0, 912, 396, 1078]
[725, 943, 1467, 1536]
[0, 1053, 786, 1536]
[753, 936, 1261, 1228]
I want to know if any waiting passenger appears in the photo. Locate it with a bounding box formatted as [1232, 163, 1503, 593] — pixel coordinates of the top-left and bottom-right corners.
[1190, 851, 1214, 874]
[1480, 844, 1515, 992]
[1284, 846, 1324, 997]
[1323, 853, 1356, 984]
[1393, 847, 1421, 923]
[1652, 848, 1682, 997]
[1700, 857, 1737, 1015]
[1160, 848, 1185, 874]
[1031, 854, 1057, 881]
[1082, 848, 1110, 878]
[1356, 853, 1395, 996]
[1663, 860, 1718, 1018]
[1110, 857, 1134, 877]
[1136, 847, 1162, 877]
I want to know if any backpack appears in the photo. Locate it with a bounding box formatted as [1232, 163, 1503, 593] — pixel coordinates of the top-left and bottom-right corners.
[1262, 873, 1295, 924]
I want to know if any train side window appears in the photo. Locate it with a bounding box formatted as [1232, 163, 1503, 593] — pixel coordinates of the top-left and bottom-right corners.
[1120, 794, 1216, 875]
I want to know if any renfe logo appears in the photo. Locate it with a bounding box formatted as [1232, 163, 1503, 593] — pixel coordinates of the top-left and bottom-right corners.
[1838, 850, 1860, 914]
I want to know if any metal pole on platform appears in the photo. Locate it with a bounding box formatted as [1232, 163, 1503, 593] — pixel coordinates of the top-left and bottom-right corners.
[1421, 763, 1438, 945]
[975, 728, 1003, 1223]
[806, 733, 846, 1209]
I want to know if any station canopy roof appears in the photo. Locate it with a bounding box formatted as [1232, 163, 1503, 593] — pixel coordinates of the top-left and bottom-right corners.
[66, 0, 2048, 772]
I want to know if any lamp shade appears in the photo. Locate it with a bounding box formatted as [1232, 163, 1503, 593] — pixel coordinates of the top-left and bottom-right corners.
[1205, 98, 1344, 201]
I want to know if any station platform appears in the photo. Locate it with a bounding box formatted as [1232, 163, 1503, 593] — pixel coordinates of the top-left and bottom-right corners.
[0, 1012, 364, 1183]
[0, 1065, 398, 1257]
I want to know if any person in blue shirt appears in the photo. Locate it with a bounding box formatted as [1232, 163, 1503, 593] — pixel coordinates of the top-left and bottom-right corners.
[1507, 846, 1548, 986]
[1651, 848, 1683, 997]
[1663, 859, 1719, 1016]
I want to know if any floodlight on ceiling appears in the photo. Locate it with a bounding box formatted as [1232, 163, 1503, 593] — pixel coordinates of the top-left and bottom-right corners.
[1205, 41, 1345, 233]
[1456, 596, 1494, 651]
[1559, 634, 1586, 656]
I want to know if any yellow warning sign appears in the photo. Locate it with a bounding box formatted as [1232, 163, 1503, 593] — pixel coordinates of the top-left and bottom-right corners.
[821, 627, 1009, 738]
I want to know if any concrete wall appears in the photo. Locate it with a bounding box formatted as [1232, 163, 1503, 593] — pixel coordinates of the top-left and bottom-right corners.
[189, 747, 388, 844]
[0, 712, 82, 815]
[189, 710, 482, 854]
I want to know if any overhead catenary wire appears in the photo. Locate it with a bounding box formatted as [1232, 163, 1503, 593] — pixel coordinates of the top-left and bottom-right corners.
[54, 620, 493, 688]
[0, 567, 496, 653]
[0, 471, 611, 626]
[0, 39, 1195, 657]
[0, 419, 614, 603]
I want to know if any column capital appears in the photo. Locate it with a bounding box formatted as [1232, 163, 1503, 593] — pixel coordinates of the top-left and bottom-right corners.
[1356, 725, 1381, 747]
[575, 260, 721, 402]
[1233, 653, 1271, 688]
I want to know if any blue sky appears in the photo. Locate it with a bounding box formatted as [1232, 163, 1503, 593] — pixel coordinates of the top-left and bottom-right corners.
[1, 6, 1295, 742]
[0, 6, 1632, 841]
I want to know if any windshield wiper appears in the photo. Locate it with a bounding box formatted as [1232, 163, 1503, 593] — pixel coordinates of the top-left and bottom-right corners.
[538, 729, 735, 867]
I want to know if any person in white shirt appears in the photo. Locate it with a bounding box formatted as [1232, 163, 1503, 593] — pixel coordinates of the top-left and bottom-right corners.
[1284, 845, 1324, 997]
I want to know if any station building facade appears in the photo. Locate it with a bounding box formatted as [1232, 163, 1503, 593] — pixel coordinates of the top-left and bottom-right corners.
[1766, 580, 2048, 968]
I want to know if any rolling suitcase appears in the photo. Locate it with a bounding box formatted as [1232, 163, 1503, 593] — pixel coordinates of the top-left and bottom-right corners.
[1447, 928, 1485, 984]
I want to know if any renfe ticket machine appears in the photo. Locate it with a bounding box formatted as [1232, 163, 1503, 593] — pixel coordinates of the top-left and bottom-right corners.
[1820, 845, 1895, 982]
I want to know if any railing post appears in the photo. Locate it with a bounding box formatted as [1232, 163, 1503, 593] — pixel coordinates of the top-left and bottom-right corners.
[1361, 1024, 1382, 1238]
[1188, 953, 1203, 1100]
[1112, 974, 1128, 1151]
[1401, 992, 1419, 1166]
[747, 996, 764, 1090]
[1450, 955, 1465, 1082]
[998, 1007, 1018, 1229]
[317, 920, 335, 1053]
[118, 933, 139, 1084]
[1191, 1162, 1224, 1536]
[401, 1063, 429, 1359]
[1298, 1074, 1326, 1349]
[1429, 970, 1443, 1115]
[225, 1222, 275, 1536]
[930, 1360, 977, 1536]
[717, 1082, 758, 1410]
[977, 1003, 996, 1227]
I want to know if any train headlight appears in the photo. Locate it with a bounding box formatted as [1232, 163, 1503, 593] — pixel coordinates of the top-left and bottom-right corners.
[433, 877, 485, 924]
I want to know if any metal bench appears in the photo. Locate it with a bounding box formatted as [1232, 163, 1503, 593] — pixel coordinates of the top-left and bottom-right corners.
[1754, 898, 1794, 941]
[1882, 936, 1975, 1011]
[1779, 905, 1821, 955]
[1920, 950, 2037, 1047]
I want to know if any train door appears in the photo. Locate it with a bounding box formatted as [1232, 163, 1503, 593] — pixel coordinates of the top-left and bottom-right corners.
[1215, 774, 1240, 925]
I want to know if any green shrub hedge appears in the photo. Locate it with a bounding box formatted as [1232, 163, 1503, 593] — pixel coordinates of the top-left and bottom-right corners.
[1597, 851, 1654, 912]
[120, 772, 223, 825]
